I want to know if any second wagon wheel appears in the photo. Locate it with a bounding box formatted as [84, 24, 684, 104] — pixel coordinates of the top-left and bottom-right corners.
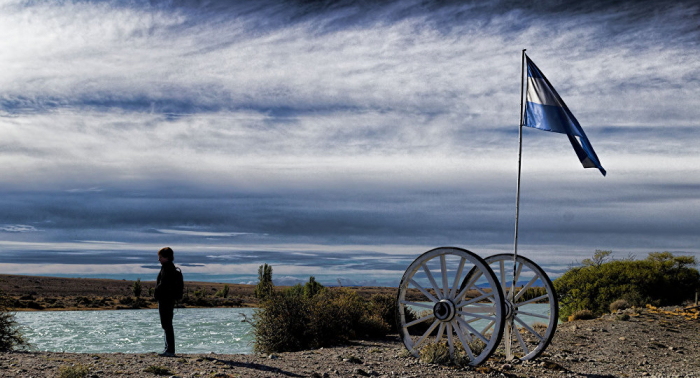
[397, 247, 506, 366]
[463, 253, 558, 361]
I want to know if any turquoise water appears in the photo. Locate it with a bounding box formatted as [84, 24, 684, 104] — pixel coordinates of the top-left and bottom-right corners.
[14, 304, 552, 354]
[14, 308, 256, 354]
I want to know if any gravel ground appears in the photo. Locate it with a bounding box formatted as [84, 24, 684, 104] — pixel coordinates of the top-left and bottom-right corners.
[1, 307, 699, 377]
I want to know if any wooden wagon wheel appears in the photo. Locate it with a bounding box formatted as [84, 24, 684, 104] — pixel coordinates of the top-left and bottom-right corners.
[463, 253, 558, 361]
[397, 247, 506, 366]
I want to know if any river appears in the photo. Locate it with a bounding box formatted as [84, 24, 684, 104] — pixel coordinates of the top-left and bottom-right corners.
[14, 304, 552, 354]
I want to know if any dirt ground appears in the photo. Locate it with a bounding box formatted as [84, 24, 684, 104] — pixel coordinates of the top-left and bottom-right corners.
[2, 306, 700, 377]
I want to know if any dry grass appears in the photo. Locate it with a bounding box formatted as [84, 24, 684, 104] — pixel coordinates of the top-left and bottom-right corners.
[568, 309, 595, 321]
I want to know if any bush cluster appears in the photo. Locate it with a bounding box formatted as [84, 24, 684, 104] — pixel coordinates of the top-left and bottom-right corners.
[554, 251, 700, 321]
[253, 281, 406, 353]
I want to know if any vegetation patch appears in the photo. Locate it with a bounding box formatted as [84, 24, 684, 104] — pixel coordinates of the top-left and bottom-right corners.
[568, 309, 595, 321]
[143, 365, 172, 375]
[58, 364, 90, 378]
[554, 250, 700, 321]
[0, 290, 27, 351]
[609, 299, 630, 312]
[252, 266, 413, 353]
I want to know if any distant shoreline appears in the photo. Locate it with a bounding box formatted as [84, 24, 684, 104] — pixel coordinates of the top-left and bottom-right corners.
[0, 274, 398, 312]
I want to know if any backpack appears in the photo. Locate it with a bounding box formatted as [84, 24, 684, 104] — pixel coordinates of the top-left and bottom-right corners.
[173, 267, 184, 301]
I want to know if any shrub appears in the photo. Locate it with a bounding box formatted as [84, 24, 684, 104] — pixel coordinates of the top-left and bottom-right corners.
[568, 309, 595, 321]
[419, 341, 478, 367]
[143, 365, 172, 375]
[58, 364, 90, 378]
[0, 290, 27, 352]
[132, 278, 142, 298]
[369, 294, 400, 333]
[555, 251, 700, 321]
[609, 299, 630, 312]
[616, 313, 630, 321]
[419, 341, 451, 365]
[253, 278, 397, 353]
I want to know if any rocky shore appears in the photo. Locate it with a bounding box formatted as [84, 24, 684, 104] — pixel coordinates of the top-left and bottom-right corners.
[2, 306, 699, 377]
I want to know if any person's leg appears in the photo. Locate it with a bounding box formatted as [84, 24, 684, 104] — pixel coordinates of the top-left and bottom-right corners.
[158, 301, 175, 354]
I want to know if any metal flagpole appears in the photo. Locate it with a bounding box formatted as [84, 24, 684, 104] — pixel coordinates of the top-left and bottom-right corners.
[507, 48, 526, 360]
[513, 50, 526, 297]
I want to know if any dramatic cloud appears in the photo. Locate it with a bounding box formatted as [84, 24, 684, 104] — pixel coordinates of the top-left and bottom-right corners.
[0, 0, 698, 284]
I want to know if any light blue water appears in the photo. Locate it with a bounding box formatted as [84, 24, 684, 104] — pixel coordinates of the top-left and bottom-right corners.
[15, 304, 552, 354]
[14, 308, 256, 354]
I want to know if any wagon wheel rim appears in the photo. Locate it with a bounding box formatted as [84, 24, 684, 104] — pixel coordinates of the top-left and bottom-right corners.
[397, 247, 506, 366]
[465, 253, 558, 361]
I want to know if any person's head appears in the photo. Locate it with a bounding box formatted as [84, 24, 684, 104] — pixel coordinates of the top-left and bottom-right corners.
[158, 247, 174, 264]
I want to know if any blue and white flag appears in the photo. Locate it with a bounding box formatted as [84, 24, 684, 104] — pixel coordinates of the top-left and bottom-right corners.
[524, 56, 606, 176]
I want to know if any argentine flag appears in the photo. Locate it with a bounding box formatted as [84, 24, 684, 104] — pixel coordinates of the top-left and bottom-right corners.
[524, 56, 606, 176]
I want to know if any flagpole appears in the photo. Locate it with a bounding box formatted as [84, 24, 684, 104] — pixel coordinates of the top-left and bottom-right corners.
[513, 49, 526, 293]
[506, 49, 526, 360]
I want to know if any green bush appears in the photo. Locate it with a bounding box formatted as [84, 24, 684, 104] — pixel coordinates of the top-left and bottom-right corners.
[555, 251, 700, 321]
[253, 280, 398, 353]
[58, 364, 90, 378]
[0, 290, 27, 352]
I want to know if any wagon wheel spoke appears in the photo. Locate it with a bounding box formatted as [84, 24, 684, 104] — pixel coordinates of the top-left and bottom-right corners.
[405, 314, 434, 328]
[457, 310, 496, 321]
[446, 323, 455, 358]
[435, 322, 446, 343]
[514, 316, 545, 342]
[412, 320, 440, 352]
[508, 262, 523, 299]
[422, 264, 444, 300]
[456, 291, 495, 307]
[440, 255, 449, 298]
[513, 322, 530, 355]
[452, 320, 476, 361]
[409, 279, 439, 303]
[514, 275, 539, 302]
[456, 271, 482, 302]
[450, 257, 467, 298]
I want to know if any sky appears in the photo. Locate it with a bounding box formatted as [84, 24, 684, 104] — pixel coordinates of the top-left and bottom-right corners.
[0, 0, 698, 287]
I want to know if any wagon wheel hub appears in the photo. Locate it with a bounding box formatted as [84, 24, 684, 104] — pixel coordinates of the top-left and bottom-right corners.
[504, 299, 515, 320]
[433, 299, 456, 322]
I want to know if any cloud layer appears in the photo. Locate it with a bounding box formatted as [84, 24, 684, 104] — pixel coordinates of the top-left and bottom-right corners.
[0, 0, 699, 284]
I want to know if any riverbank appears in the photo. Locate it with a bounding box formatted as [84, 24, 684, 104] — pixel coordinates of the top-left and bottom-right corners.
[0, 274, 398, 311]
[2, 306, 699, 377]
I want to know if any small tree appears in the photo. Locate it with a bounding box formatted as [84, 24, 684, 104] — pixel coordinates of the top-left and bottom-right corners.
[303, 276, 323, 298]
[132, 278, 142, 299]
[216, 284, 230, 298]
[255, 264, 274, 300]
[582, 250, 612, 268]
